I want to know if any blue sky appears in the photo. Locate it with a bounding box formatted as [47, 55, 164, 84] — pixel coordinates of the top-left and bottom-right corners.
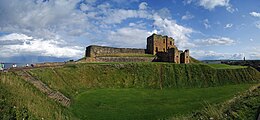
[0, 0, 259, 63]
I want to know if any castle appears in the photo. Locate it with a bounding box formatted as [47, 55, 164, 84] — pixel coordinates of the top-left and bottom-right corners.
[146, 34, 189, 63]
[85, 34, 190, 64]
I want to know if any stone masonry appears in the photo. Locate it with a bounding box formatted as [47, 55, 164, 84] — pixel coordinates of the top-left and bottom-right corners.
[146, 34, 189, 64]
[85, 34, 190, 64]
[86, 45, 146, 57]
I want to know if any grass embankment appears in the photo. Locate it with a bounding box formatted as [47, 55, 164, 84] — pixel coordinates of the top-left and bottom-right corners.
[207, 64, 246, 69]
[71, 84, 253, 120]
[190, 57, 202, 63]
[28, 63, 260, 98]
[1, 62, 259, 119]
[0, 72, 73, 120]
[190, 84, 260, 120]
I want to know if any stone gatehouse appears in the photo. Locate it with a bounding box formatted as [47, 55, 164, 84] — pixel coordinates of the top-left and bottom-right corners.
[85, 34, 190, 64]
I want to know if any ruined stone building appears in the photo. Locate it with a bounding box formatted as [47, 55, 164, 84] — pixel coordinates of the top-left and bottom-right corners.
[85, 34, 190, 64]
[146, 34, 189, 64]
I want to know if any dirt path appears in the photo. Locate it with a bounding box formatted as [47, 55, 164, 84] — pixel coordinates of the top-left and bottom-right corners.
[16, 70, 71, 107]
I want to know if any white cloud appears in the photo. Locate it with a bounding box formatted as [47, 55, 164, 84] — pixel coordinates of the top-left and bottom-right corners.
[0, 0, 92, 39]
[224, 23, 233, 28]
[153, 14, 195, 49]
[198, 0, 230, 10]
[226, 5, 236, 13]
[80, 3, 94, 11]
[250, 12, 260, 18]
[139, 2, 148, 10]
[0, 33, 83, 58]
[248, 47, 260, 59]
[195, 37, 235, 46]
[128, 21, 146, 29]
[0, 0, 195, 61]
[107, 28, 150, 48]
[191, 50, 244, 60]
[203, 19, 211, 29]
[185, 0, 234, 13]
[103, 9, 151, 24]
[157, 8, 171, 19]
[182, 12, 194, 20]
[0, 33, 32, 41]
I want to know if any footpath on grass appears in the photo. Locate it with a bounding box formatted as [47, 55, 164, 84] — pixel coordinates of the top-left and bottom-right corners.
[16, 70, 71, 107]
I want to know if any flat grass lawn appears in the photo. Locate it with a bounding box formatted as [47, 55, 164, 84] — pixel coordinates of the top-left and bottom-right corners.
[207, 64, 246, 69]
[71, 84, 253, 120]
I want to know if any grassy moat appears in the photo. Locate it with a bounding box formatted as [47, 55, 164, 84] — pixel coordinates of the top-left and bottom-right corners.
[71, 84, 252, 120]
[0, 62, 260, 119]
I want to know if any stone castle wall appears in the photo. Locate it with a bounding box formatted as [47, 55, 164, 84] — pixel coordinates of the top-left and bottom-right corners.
[86, 45, 146, 57]
[85, 34, 190, 64]
[93, 57, 155, 62]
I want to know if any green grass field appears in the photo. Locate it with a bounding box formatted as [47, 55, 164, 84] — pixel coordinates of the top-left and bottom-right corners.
[71, 84, 253, 120]
[207, 64, 246, 69]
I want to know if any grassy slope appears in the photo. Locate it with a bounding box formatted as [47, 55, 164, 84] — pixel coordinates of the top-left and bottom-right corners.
[0, 62, 259, 119]
[189, 57, 202, 63]
[190, 84, 260, 120]
[0, 72, 74, 120]
[28, 63, 260, 98]
[207, 64, 246, 69]
[71, 84, 252, 120]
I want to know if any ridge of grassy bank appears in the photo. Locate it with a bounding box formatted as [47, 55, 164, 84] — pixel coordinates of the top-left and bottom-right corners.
[0, 72, 74, 120]
[28, 63, 260, 97]
[1, 62, 259, 119]
[188, 84, 260, 120]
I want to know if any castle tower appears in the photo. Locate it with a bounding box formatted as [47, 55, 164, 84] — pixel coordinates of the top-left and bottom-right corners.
[168, 48, 180, 63]
[146, 34, 175, 55]
[180, 50, 190, 63]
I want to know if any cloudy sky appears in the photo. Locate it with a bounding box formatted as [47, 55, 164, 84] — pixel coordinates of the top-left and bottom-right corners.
[0, 0, 259, 63]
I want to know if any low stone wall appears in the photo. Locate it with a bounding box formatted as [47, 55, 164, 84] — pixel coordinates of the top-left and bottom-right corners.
[86, 57, 155, 62]
[86, 45, 146, 57]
